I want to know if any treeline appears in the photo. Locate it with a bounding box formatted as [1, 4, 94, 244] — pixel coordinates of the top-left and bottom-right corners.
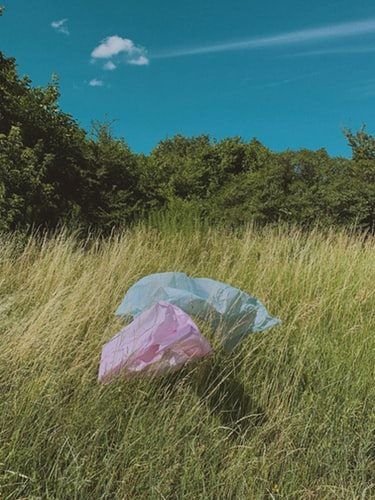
[0, 49, 374, 233]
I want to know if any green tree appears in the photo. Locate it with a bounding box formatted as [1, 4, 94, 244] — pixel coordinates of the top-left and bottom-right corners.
[0, 126, 55, 230]
[82, 123, 147, 229]
[148, 135, 218, 201]
[0, 42, 373, 233]
[0, 51, 89, 226]
[344, 126, 375, 160]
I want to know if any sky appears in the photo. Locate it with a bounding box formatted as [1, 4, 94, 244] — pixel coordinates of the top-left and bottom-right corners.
[1, 0, 375, 157]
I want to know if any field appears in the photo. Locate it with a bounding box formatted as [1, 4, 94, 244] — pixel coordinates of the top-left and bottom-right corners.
[0, 224, 374, 499]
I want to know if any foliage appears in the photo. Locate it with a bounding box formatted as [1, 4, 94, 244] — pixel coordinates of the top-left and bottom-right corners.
[0, 51, 88, 227]
[344, 126, 375, 160]
[0, 126, 55, 230]
[82, 122, 150, 230]
[0, 51, 146, 231]
[0, 48, 374, 233]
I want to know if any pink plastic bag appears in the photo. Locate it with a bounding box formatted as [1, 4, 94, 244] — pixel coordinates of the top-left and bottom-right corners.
[98, 301, 212, 383]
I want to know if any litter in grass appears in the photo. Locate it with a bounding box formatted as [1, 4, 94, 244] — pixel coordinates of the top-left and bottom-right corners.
[99, 301, 212, 383]
[99, 272, 280, 382]
[116, 272, 280, 351]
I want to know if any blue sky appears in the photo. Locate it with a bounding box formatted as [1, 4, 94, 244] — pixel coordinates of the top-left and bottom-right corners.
[1, 0, 375, 156]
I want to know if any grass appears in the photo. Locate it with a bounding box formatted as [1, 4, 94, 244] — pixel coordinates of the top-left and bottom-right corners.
[0, 224, 374, 499]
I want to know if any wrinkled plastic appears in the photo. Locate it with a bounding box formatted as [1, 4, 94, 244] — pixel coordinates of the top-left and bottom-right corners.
[116, 272, 280, 351]
[99, 301, 212, 383]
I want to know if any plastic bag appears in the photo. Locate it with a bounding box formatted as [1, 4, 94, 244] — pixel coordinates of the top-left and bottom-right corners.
[99, 301, 212, 383]
[116, 272, 280, 351]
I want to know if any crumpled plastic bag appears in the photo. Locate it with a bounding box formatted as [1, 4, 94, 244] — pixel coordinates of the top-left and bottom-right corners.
[116, 272, 280, 351]
[99, 301, 212, 383]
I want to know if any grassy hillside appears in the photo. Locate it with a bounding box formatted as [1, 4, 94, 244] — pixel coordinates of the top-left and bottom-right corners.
[0, 225, 374, 499]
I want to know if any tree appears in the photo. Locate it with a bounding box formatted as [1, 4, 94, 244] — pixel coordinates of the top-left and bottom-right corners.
[82, 122, 146, 229]
[0, 51, 89, 227]
[344, 126, 375, 160]
[0, 43, 373, 233]
[148, 135, 219, 201]
[0, 126, 55, 230]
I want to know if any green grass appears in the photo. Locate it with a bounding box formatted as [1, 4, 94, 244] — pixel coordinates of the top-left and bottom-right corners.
[0, 225, 374, 499]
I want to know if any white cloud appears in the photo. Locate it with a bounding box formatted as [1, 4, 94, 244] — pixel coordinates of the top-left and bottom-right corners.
[91, 36, 134, 58]
[91, 35, 149, 67]
[153, 18, 375, 59]
[89, 78, 104, 87]
[51, 19, 69, 36]
[128, 55, 149, 66]
[103, 61, 117, 70]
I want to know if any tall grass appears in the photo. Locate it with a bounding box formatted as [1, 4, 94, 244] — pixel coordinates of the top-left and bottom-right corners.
[0, 224, 374, 499]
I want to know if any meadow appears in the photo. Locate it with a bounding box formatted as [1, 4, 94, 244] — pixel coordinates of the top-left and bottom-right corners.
[0, 223, 374, 499]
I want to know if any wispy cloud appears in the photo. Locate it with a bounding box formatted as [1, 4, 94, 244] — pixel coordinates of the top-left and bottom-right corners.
[88, 78, 104, 87]
[287, 45, 375, 57]
[259, 72, 321, 89]
[103, 61, 117, 71]
[153, 18, 375, 59]
[51, 18, 69, 36]
[91, 35, 149, 68]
